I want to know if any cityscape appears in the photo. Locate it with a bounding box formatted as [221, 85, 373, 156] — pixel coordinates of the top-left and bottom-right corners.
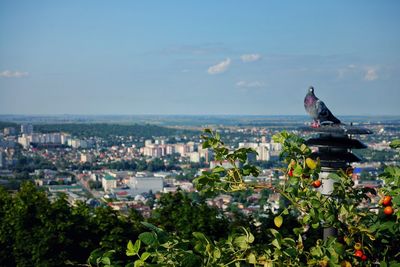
[1, 1, 400, 266]
[1, 116, 399, 216]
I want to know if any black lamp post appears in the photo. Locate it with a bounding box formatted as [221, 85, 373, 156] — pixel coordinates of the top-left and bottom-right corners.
[300, 124, 372, 239]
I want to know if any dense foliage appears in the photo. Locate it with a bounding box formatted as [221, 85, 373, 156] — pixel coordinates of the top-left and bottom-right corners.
[0, 183, 247, 266]
[0, 183, 145, 266]
[118, 130, 400, 267]
[1, 130, 399, 266]
[149, 192, 230, 241]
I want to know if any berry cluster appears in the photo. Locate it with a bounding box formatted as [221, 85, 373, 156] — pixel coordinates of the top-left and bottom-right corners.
[381, 195, 394, 216]
[353, 243, 367, 261]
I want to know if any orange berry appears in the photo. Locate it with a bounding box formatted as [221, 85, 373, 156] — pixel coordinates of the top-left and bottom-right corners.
[312, 180, 322, 188]
[354, 250, 363, 258]
[361, 254, 367, 261]
[384, 206, 394, 216]
[382, 196, 392, 206]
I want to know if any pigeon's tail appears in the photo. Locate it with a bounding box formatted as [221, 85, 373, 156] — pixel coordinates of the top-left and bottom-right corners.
[330, 115, 341, 124]
[320, 113, 341, 126]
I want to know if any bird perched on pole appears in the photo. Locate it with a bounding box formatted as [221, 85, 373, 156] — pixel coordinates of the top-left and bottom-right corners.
[304, 86, 341, 128]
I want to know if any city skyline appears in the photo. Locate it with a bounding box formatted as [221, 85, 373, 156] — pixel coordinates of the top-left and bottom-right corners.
[1, 1, 400, 115]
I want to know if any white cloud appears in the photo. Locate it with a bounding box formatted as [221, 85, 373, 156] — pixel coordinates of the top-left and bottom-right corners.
[207, 58, 231, 74]
[236, 80, 265, 88]
[0, 70, 29, 78]
[337, 64, 380, 81]
[240, 54, 261, 62]
[364, 67, 378, 81]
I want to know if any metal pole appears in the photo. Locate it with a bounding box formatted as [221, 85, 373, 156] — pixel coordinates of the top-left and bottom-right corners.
[301, 125, 372, 241]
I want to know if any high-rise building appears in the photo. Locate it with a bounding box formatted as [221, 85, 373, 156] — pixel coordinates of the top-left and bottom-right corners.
[3, 127, 16, 136]
[239, 142, 271, 161]
[61, 133, 71, 145]
[17, 135, 30, 149]
[0, 150, 6, 169]
[21, 124, 33, 135]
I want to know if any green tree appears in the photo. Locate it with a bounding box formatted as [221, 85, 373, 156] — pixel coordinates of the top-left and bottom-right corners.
[0, 182, 145, 266]
[149, 192, 230, 241]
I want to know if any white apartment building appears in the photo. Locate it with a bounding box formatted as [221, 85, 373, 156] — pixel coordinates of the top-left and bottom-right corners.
[129, 175, 163, 196]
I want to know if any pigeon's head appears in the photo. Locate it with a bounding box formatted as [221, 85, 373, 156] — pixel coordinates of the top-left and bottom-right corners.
[308, 86, 314, 94]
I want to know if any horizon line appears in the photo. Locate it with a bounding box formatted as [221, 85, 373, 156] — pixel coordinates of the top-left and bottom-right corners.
[1, 114, 400, 117]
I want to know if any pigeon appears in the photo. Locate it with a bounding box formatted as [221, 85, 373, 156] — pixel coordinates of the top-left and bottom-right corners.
[304, 86, 341, 127]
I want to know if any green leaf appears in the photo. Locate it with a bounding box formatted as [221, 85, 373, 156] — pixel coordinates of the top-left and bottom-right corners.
[293, 165, 303, 177]
[193, 232, 209, 244]
[248, 232, 255, 243]
[247, 253, 257, 264]
[141, 222, 163, 233]
[212, 166, 225, 173]
[139, 232, 156, 245]
[390, 139, 400, 149]
[140, 252, 151, 261]
[234, 236, 248, 250]
[334, 242, 344, 255]
[300, 144, 308, 153]
[311, 198, 320, 208]
[213, 248, 221, 259]
[283, 247, 297, 258]
[282, 238, 296, 247]
[302, 215, 310, 224]
[127, 240, 141, 256]
[270, 228, 281, 238]
[271, 238, 281, 249]
[101, 257, 111, 265]
[310, 246, 323, 257]
[311, 222, 319, 229]
[274, 215, 283, 228]
[134, 260, 144, 267]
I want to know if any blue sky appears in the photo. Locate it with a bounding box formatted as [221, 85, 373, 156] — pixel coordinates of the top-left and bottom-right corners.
[1, 1, 399, 115]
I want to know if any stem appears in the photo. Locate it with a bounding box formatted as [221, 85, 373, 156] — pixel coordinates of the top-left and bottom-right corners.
[223, 258, 246, 267]
[275, 188, 308, 213]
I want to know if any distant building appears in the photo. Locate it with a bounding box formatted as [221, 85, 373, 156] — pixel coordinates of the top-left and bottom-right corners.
[239, 142, 271, 161]
[189, 152, 200, 163]
[70, 139, 86, 149]
[0, 150, 6, 169]
[61, 133, 71, 145]
[210, 160, 239, 169]
[174, 143, 188, 156]
[81, 153, 95, 163]
[21, 124, 33, 135]
[102, 174, 117, 192]
[18, 135, 30, 149]
[129, 175, 163, 196]
[198, 147, 213, 163]
[47, 185, 83, 193]
[3, 127, 16, 136]
[144, 140, 153, 146]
